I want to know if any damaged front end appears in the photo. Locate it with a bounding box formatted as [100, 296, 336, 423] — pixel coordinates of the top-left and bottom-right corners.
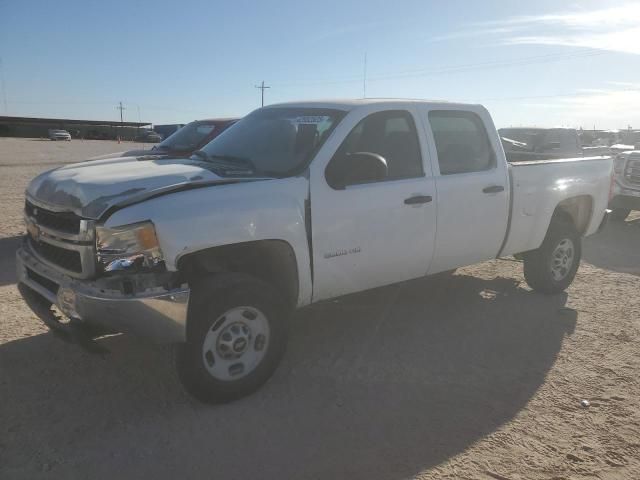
[17, 197, 189, 344]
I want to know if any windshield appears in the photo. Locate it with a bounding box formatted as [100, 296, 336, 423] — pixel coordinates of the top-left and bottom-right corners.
[158, 121, 217, 151]
[197, 107, 345, 176]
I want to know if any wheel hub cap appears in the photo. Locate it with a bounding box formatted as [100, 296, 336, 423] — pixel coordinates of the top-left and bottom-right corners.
[217, 322, 251, 359]
[201, 307, 270, 381]
[551, 238, 575, 281]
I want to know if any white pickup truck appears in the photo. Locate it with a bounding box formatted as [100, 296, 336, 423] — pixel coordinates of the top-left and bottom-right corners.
[610, 150, 640, 220]
[17, 99, 612, 403]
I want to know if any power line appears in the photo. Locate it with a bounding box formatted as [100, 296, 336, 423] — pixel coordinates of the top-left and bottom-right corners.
[270, 48, 610, 88]
[472, 87, 640, 103]
[0, 57, 8, 114]
[363, 53, 367, 98]
[254, 81, 270, 107]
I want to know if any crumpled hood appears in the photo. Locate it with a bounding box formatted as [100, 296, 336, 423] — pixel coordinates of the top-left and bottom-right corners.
[27, 156, 250, 219]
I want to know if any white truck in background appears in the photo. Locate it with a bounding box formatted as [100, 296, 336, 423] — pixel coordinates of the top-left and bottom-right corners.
[610, 150, 640, 220]
[17, 99, 612, 403]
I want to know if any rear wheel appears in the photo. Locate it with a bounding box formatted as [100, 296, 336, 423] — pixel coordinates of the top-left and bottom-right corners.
[523, 218, 581, 294]
[175, 274, 288, 404]
[610, 208, 630, 221]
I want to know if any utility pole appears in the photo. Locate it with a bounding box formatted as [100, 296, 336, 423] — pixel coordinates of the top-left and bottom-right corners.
[363, 52, 367, 98]
[255, 81, 270, 107]
[0, 57, 8, 114]
[116, 101, 126, 141]
[136, 105, 142, 148]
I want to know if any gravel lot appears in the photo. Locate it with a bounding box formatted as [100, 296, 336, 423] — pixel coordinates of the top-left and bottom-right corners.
[1, 137, 639, 479]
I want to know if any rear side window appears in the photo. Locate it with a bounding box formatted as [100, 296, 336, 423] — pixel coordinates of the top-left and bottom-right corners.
[428, 111, 495, 175]
[327, 110, 423, 183]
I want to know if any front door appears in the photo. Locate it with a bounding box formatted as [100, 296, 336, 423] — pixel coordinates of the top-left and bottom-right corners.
[310, 108, 437, 301]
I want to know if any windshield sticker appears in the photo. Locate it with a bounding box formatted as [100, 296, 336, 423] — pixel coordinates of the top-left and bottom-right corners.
[293, 116, 331, 125]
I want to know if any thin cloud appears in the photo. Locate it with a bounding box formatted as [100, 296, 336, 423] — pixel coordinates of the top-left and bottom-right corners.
[505, 28, 640, 55]
[525, 85, 640, 122]
[443, 3, 640, 55]
[429, 26, 519, 43]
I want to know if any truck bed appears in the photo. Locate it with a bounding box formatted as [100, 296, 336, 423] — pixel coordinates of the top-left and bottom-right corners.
[500, 156, 612, 257]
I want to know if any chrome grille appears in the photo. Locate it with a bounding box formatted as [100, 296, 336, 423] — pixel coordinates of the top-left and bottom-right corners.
[29, 238, 82, 273]
[625, 158, 640, 186]
[24, 197, 96, 279]
[25, 200, 81, 234]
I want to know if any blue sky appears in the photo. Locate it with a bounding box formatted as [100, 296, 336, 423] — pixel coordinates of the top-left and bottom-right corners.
[1, 0, 639, 128]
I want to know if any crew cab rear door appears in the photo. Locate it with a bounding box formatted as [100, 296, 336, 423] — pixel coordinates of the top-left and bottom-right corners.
[309, 105, 437, 301]
[418, 106, 510, 273]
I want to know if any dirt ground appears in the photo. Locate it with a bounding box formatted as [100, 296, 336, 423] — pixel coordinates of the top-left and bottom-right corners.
[1, 137, 639, 480]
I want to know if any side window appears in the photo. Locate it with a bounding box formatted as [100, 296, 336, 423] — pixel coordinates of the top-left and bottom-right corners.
[428, 111, 495, 175]
[326, 110, 423, 186]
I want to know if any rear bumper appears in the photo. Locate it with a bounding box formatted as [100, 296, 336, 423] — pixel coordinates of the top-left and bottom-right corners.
[16, 244, 189, 343]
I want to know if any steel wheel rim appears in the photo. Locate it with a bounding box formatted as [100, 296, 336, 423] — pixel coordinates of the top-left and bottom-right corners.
[201, 306, 270, 381]
[550, 238, 575, 281]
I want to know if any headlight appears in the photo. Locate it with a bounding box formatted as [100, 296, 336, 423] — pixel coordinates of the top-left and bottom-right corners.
[96, 221, 165, 273]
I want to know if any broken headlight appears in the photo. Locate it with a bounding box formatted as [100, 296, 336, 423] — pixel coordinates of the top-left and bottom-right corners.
[96, 221, 165, 274]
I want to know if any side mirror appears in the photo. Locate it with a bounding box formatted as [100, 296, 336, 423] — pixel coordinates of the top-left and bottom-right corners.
[328, 152, 388, 189]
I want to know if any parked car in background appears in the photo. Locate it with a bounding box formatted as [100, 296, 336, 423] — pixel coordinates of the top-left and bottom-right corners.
[97, 118, 239, 159]
[48, 129, 71, 141]
[18, 99, 612, 403]
[610, 150, 640, 220]
[499, 127, 583, 162]
[609, 143, 637, 156]
[135, 130, 163, 143]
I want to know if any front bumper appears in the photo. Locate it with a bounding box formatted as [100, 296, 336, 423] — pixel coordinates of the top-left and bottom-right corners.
[16, 243, 189, 343]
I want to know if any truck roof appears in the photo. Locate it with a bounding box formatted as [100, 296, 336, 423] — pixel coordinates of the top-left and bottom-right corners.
[267, 98, 481, 111]
[500, 127, 577, 131]
[198, 118, 239, 123]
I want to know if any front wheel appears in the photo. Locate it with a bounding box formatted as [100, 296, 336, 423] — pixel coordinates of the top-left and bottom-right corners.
[175, 274, 288, 404]
[523, 219, 581, 294]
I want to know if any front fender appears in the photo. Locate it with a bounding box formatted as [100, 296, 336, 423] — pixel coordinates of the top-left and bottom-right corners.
[104, 177, 312, 306]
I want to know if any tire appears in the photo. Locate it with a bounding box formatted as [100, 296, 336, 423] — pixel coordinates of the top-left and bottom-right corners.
[175, 273, 289, 404]
[523, 217, 581, 294]
[610, 208, 630, 221]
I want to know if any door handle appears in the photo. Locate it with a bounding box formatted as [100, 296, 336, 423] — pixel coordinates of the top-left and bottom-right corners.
[482, 185, 505, 194]
[404, 195, 432, 205]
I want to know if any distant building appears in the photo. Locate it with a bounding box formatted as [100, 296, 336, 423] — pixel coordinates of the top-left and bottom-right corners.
[154, 124, 186, 139]
[0, 115, 151, 140]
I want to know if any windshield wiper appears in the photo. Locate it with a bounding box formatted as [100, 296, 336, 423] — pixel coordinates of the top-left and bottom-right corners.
[191, 150, 209, 160]
[191, 151, 272, 177]
[206, 154, 257, 172]
[208, 153, 252, 164]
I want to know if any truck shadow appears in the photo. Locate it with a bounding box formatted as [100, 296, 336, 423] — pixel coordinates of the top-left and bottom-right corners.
[583, 215, 640, 276]
[0, 274, 576, 479]
[0, 235, 22, 287]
